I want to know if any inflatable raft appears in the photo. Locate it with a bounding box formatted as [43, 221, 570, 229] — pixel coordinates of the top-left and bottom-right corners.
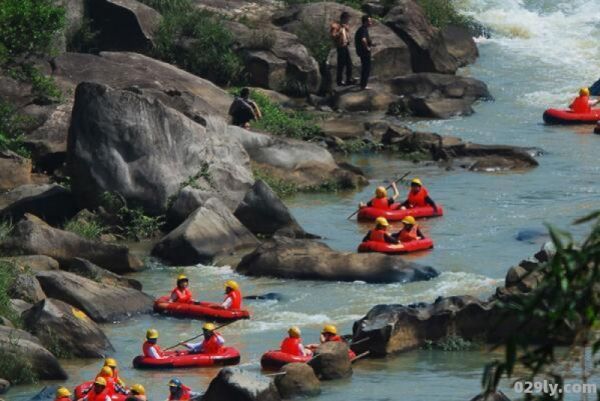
[357, 238, 434, 254]
[74, 382, 126, 401]
[261, 348, 357, 370]
[543, 108, 600, 124]
[132, 348, 240, 369]
[357, 204, 443, 221]
[153, 296, 250, 321]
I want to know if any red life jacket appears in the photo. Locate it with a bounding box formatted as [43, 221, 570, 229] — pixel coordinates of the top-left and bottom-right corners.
[94, 376, 116, 395]
[399, 226, 419, 242]
[323, 334, 343, 342]
[368, 229, 387, 243]
[142, 341, 163, 358]
[224, 289, 242, 309]
[280, 337, 303, 356]
[371, 197, 390, 210]
[201, 332, 224, 354]
[56, 398, 71, 401]
[168, 385, 192, 401]
[84, 389, 110, 401]
[407, 187, 429, 207]
[171, 287, 193, 303]
[570, 95, 591, 113]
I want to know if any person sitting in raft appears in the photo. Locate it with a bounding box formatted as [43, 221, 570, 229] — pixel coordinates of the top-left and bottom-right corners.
[362, 217, 400, 244]
[55, 387, 72, 401]
[281, 326, 313, 357]
[78, 377, 111, 401]
[228, 87, 262, 128]
[167, 378, 194, 401]
[142, 329, 164, 359]
[125, 384, 146, 401]
[221, 280, 242, 310]
[170, 274, 194, 304]
[359, 182, 400, 210]
[104, 357, 125, 387]
[308, 324, 345, 350]
[569, 87, 599, 113]
[95, 366, 126, 395]
[183, 323, 225, 355]
[392, 216, 424, 243]
[400, 178, 438, 213]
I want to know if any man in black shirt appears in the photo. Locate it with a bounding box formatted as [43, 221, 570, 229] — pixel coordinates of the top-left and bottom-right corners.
[354, 15, 373, 90]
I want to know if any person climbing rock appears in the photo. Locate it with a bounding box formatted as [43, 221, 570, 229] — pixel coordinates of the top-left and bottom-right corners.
[359, 182, 400, 210]
[355, 15, 374, 90]
[393, 216, 424, 242]
[362, 217, 399, 244]
[280, 326, 313, 357]
[104, 358, 125, 387]
[170, 274, 194, 304]
[221, 280, 242, 310]
[126, 384, 147, 401]
[320, 324, 343, 343]
[55, 387, 72, 401]
[167, 378, 194, 401]
[400, 178, 438, 212]
[78, 377, 111, 401]
[228, 87, 262, 128]
[331, 11, 354, 86]
[143, 329, 164, 359]
[569, 87, 599, 113]
[183, 323, 225, 354]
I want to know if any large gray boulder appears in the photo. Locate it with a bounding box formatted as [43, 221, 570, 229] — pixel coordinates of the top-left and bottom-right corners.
[0, 214, 143, 274]
[469, 391, 512, 401]
[152, 198, 258, 266]
[236, 237, 438, 283]
[8, 273, 46, 304]
[234, 180, 311, 238]
[274, 363, 321, 398]
[61, 258, 143, 290]
[166, 186, 215, 229]
[36, 270, 153, 323]
[0, 184, 77, 226]
[203, 367, 281, 401]
[22, 298, 114, 358]
[441, 25, 479, 67]
[67, 82, 253, 215]
[0, 255, 59, 274]
[310, 341, 352, 380]
[0, 151, 33, 192]
[0, 326, 67, 380]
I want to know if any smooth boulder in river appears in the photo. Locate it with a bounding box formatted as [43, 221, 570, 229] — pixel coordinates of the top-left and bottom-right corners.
[202, 367, 281, 401]
[309, 341, 352, 380]
[236, 237, 438, 283]
[274, 363, 321, 398]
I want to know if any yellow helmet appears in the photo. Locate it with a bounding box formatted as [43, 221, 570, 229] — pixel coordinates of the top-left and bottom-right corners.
[56, 387, 71, 397]
[401, 216, 416, 225]
[177, 274, 188, 281]
[203, 322, 216, 331]
[100, 366, 113, 377]
[225, 280, 239, 291]
[322, 324, 337, 335]
[104, 357, 117, 368]
[146, 328, 159, 339]
[288, 326, 301, 338]
[580, 87, 590, 96]
[375, 217, 389, 227]
[375, 186, 387, 198]
[94, 377, 107, 386]
[131, 384, 146, 395]
[411, 178, 423, 186]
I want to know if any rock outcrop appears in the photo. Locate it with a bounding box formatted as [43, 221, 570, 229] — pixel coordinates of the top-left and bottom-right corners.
[36, 270, 153, 323]
[237, 237, 438, 283]
[309, 341, 352, 380]
[203, 367, 281, 401]
[0, 151, 33, 191]
[274, 363, 321, 398]
[22, 298, 114, 358]
[61, 258, 143, 290]
[0, 184, 77, 226]
[8, 273, 46, 304]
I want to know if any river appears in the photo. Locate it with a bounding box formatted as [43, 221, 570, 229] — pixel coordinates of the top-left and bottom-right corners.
[11, 0, 600, 400]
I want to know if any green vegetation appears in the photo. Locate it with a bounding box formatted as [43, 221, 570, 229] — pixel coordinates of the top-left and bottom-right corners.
[0, 100, 31, 158]
[181, 162, 214, 189]
[0, 261, 20, 325]
[0, 335, 37, 384]
[336, 139, 382, 154]
[41, 329, 73, 359]
[414, 0, 476, 30]
[67, 18, 100, 54]
[64, 215, 107, 240]
[139, 0, 193, 14]
[424, 335, 474, 351]
[100, 192, 164, 241]
[253, 167, 300, 199]
[481, 211, 600, 400]
[0, 220, 13, 242]
[295, 20, 331, 66]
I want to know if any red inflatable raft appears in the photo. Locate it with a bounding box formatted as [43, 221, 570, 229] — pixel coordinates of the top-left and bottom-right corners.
[74, 382, 126, 401]
[543, 108, 600, 124]
[357, 238, 434, 254]
[260, 349, 357, 370]
[153, 296, 250, 321]
[357, 204, 443, 221]
[133, 348, 240, 369]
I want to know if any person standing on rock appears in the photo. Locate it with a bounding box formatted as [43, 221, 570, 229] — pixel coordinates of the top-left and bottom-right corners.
[355, 15, 374, 90]
[228, 87, 262, 128]
[170, 274, 195, 304]
[331, 11, 354, 86]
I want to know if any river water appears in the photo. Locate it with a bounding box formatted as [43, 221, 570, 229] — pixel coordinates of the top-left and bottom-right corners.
[11, 0, 600, 400]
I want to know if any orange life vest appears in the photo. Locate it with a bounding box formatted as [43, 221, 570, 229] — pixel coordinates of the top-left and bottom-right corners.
[171, 287, 193, 303]
[368, 229, 387, 243]
[168, 385, 192, 401]
[570, 95, 591, 113]
[224, 289, 242, 309]
[323, 334, 343, 342]
[281, 337, 303, 356]
[56, 398, 71, 401]
[142, 341, 163, 358]
[201, 332, 224, 354]
[84, 389, 110, 401]
[407, 187, 429, 208]
[399, 226, 419, 242]
[371, 197, 390, 210]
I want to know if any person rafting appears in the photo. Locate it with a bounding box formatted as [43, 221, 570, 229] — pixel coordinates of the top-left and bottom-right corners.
[55, 387, 72, 401]
[142, 329, 164, 359]
[170, 274, 194, 304]
[359, 182, 400, 210]
[104, 358, 125, 387]
[393, 216, 424, 243]
[362, 217, 399, 244]
[569, 87, 599, 113]
[183, 323, 225, 355]
[400, 178, 438, 213]
[320, 324, 343, 343]
[221, 280, 242, 310]
[281, 326, 313, 357]
[78, 377, 111, 401]
[168, 378, 194, 401]
[125, 384, 147, 401]
[95, 366, 126, 396]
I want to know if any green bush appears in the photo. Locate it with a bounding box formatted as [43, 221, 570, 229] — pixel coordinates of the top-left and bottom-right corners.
[0, 261, 20, 325]
[415, 0, 476, 30]
[424, 335, 474, 351]
[138, 0, 193, 14]
[0, 101, 31, 158]
[295, 20, 332, 66]
[0, 343, 37, 384]
[119, 207, 164, 241]
[253, 167, 299, 199]
[8, 65, 63, 104]
[64, 215, 106, 240]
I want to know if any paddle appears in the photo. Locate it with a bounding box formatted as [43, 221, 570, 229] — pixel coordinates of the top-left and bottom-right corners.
[346, 171, 412, 220]
[163, 321, 236, 351]
[351, 350, 370, 363]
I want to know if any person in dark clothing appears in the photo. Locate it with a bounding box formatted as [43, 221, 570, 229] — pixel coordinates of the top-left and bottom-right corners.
[228, 87, 262, 128]
[332, 12, 353, 86]
[354, 15, 373, 90]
